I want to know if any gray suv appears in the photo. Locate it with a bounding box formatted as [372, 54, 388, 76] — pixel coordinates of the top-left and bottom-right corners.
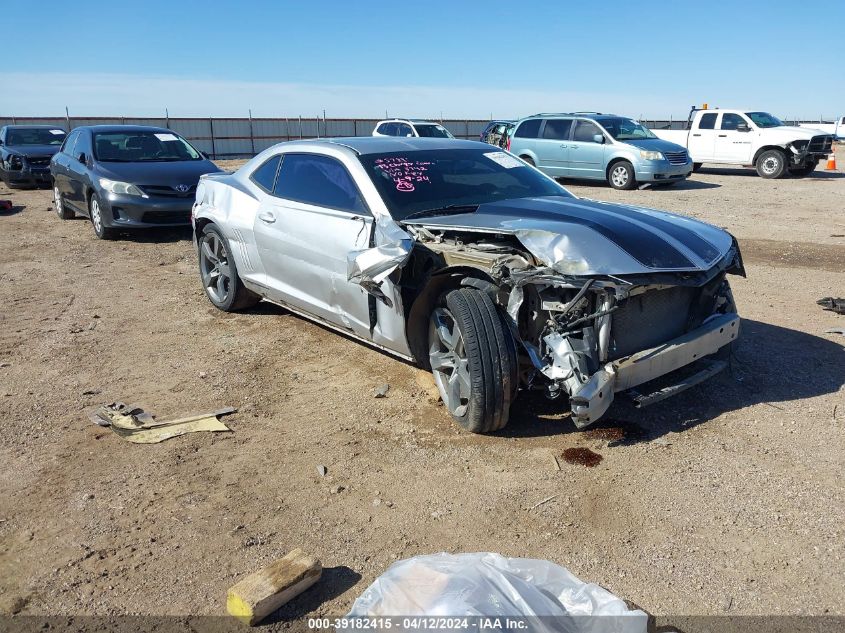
[508, 113, 692, 190]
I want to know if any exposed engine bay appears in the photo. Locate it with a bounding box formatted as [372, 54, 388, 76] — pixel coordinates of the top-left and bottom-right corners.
[401, 225, 744, 427]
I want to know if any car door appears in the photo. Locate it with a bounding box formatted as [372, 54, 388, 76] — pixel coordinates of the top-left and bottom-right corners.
[714, 112, 754, 162]
[567, 120, 606, 179]
[533, 119, 572, 176]
[65, 129, 93, 211]
[253, 152, 374, 339]
[687, 112, 717, 161]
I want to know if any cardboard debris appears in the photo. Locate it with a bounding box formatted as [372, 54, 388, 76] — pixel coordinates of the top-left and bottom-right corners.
[89, 402, 235, 443]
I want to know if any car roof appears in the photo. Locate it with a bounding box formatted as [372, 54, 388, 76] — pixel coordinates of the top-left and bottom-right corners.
[2, 124, 66, 130]
[378, 119, 443, 125]
[70, 125, 177, 134]
[521, 112, 620, 120]
[284, 137, 487, 155]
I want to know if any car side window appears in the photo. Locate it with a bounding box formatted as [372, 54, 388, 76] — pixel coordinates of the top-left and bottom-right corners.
[377, 123, 391, 135]
[514, 119, 541, 138]
[542, 119, 572, 140]
[572, 121, 602, 143]
[273, 153, 367, 214]
[397, 124, 413, 137]
[62, 130, 80, 155]
[250, 154, 282, 192]
[720, 113, 747, 130]
[74, 131, 92, 161]
[698, 113, 717, 130]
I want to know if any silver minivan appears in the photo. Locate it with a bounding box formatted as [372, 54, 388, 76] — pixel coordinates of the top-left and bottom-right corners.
[508, 113, 693, 190]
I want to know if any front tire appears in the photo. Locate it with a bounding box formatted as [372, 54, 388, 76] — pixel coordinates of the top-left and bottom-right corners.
[54, 185, 74, 219]
[428, 288, 517, 434]
[756, 149, 787, 178]
[89, 194, 115, 239]
[692, 162, 703, 172]
[198, 224, 260, 312]
[608, 161, 636, 190]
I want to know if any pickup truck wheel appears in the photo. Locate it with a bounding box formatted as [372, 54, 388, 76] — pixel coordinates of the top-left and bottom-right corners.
[756, 149, 787, 178]
[608, 161, 636, 190]
[692, 162, 703, 172]
[788, 160, 818, 177]
[428, 288, 517, 434]
[198, 224, 260, 312]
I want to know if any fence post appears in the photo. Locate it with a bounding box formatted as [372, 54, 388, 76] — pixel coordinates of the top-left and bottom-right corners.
[299, 116, 303, 139]
[209, 117, 217, 159]
[249, 109, 256, 156]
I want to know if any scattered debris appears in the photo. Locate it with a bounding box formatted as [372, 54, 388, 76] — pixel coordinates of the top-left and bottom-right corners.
[82, 389, 101, 396]
[199, 371, 208, 379]
[552, 454, 561, 471]
[316, 464, 328, 477]
[817, 297, 845, 315]
[374, 383, 390, 398]
[0, 362, 10, 368]
[529, 494, 559, 511]
[373, 498, 382, 507]
[330, 485, 344, 494]
[0, 200, 13, 212]
[88, 402, 235, 443]
[227, 548, 322, 626]
[825, 328, 845, 336]
[561, 447, 603, 468]
[583, 426, 626, 442]
[651, 437, 673, 446]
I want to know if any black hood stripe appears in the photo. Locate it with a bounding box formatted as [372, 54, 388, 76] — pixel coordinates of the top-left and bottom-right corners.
[589, 201, 721, 263]
[481, 200, 695, 269]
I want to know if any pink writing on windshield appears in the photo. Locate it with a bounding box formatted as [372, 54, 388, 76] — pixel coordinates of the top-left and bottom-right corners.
[375, 157, 433, 192]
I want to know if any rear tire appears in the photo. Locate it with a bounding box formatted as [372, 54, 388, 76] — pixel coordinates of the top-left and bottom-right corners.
[608, 160, 636, 190]
[198, 224, 260, 312]
[755, 149, 787, 178]
[428, 288, 517, 434]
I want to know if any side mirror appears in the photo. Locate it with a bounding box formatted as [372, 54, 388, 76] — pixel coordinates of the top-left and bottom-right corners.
[736, 124, 750, 132]
[593, 134, 605, 144]
[77, 152, 87, 164]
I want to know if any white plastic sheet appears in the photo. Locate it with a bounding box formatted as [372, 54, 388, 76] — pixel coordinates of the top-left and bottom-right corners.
[346, 552, 648, 633]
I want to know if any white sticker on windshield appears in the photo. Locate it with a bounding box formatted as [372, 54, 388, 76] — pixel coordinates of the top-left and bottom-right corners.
[484, 151, 524, 168]
[154, 133, 178, 142]
[50, 129, 65, 135]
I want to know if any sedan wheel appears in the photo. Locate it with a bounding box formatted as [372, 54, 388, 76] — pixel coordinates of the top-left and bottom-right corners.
[198, 224, 259, 312]
[429, 307, 471, 418]
[89, 194, 115, 239]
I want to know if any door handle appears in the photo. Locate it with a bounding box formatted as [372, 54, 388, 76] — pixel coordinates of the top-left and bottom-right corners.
[559, 144, 568, 148]
[258, 211, 276, 223]
[718, 134, 727, 137]
[692, 133, 701, 137]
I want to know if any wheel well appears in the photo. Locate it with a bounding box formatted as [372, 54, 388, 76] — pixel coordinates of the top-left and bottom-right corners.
[752, 145, 786, 164]
[405, 266, 497, 367]
[605, 156, 632, 178]
[194, 217, 213, 240]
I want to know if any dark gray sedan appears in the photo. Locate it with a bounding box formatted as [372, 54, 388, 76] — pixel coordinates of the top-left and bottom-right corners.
[50, 125, 221, 239]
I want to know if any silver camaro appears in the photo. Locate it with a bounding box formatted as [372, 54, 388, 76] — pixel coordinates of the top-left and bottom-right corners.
[192, 138, 743, 433]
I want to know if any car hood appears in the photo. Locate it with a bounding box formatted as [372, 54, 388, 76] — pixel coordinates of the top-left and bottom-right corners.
[757, 125, 827, 140]
[402, 196, 734, 276]
[619, 137, 688, 153]
[7, 144, 62, 157]
[95, 159, 222, 186]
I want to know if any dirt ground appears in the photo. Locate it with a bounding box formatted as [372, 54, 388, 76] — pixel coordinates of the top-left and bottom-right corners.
[0, 158, 843, 627]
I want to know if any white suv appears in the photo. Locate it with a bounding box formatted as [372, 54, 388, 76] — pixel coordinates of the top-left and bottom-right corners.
[372, 119, 454, 138]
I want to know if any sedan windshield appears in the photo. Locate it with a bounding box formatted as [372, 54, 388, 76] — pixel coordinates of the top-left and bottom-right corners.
[358, 148, 570, 221]
[6, 128, 66, 146]
[745, 112, 783, 128]
[599, 118, 657, 140]
[414, 124, 453, 138]
[93, 131, 202, 162]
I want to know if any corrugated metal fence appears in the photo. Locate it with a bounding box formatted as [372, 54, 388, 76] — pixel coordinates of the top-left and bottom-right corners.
[0, 116, 493, 158]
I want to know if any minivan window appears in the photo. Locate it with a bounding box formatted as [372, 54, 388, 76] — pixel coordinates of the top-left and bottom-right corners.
[274, 153, 366, 214]
[698, 113, 717, 129]
[572, 121, 603, 143]
[720, 113, 747, 130]
[600, 117, 657, 140]
[542, 119, 572, 140]
[6, 127, 66, 146]
[93, 131, 202, 162]
[514, 119, 541, 138]
[250, 154, 281, 192]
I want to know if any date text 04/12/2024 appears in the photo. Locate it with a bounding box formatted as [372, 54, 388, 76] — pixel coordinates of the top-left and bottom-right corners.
[307, 616, 531, 630]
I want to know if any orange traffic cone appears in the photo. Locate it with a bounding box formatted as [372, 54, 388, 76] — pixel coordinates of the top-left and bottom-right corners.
[825, 145, 837, 171]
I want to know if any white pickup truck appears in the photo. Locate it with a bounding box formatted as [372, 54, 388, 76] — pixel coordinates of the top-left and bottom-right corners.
[798, 116, 844, 139]
[652, 109, 835, 178]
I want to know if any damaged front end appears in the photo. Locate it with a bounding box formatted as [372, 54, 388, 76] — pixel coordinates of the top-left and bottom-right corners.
[403, 224, 744, 429]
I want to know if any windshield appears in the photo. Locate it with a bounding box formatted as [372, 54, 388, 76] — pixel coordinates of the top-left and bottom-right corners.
[6, 128, 66, 146]
[599, 118, 657, 140]
[745, 112, 783, 128]
[358, 148, 570, 221]
[414, 124, 453, 138]
[92, 131, 202, 162]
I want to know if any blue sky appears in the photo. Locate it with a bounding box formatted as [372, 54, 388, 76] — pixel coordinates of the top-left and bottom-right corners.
[2, 0, 843, 119]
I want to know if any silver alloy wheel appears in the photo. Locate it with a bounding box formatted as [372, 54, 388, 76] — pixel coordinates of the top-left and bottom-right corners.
[428, 307, 471, 417]
[611, 165, 629, 187]
[90, 198, 102, 233]
[199, 232, 232, 304]
[761, 155, 780, 175]
[54, 186, 63, 216]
